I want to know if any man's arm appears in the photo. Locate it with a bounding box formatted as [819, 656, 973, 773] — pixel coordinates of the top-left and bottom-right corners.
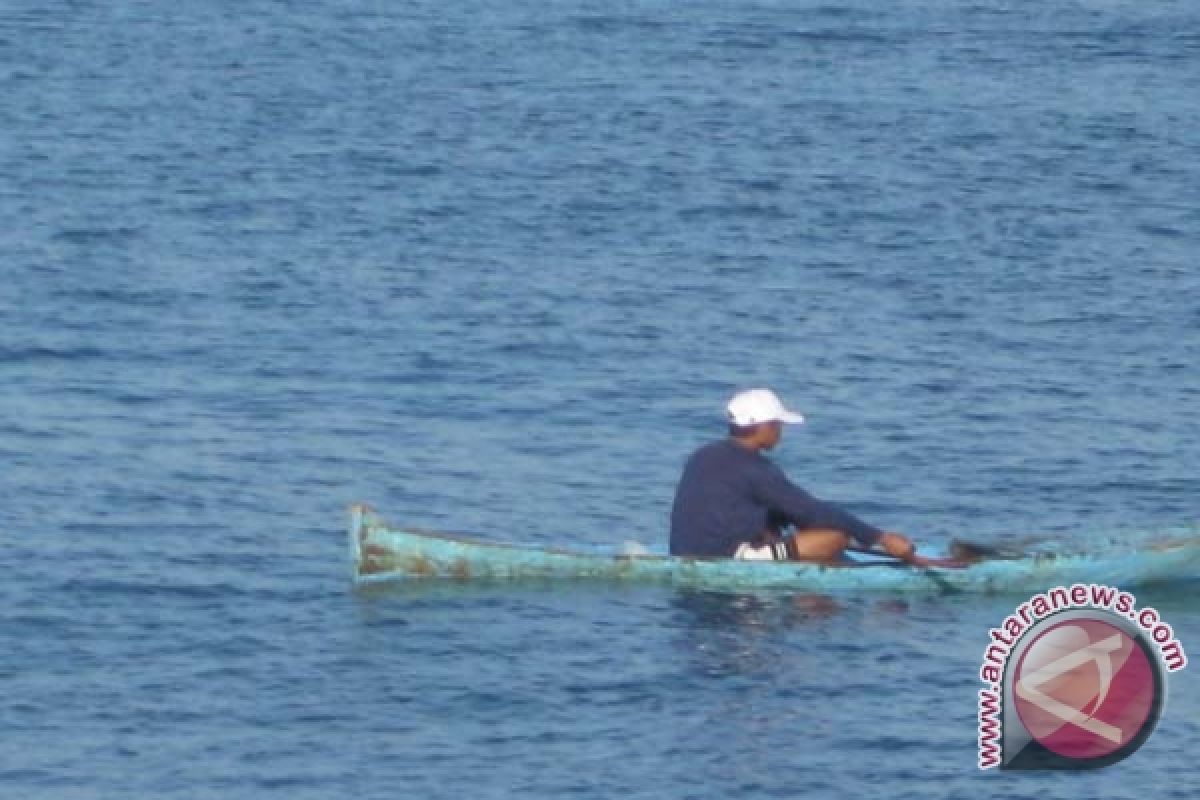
[752, 464, 884, 548]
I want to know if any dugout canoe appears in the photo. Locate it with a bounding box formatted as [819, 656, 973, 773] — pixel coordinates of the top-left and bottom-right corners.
[347, 505, 1200, 593]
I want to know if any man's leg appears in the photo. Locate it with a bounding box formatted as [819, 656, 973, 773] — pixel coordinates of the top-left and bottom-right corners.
[787, 529, 851, 563]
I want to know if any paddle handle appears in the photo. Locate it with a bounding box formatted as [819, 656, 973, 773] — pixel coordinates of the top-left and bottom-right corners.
[847, 543, 967, 570]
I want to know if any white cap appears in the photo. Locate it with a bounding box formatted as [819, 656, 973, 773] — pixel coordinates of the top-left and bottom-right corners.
[726, 388, 805, 426]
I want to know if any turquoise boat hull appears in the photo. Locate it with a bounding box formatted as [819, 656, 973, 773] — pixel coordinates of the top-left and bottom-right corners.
[348, 505, 1200, 593]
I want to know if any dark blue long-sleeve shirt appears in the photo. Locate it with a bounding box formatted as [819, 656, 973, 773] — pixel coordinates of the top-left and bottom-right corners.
[669, 439, 883, 557]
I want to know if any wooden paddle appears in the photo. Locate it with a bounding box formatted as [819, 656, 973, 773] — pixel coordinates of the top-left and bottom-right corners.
[852, 535, 1038, 568]
[837, 541, 970, 593]
[909, 553, 972, 569]
[947, 537, 1030, 563]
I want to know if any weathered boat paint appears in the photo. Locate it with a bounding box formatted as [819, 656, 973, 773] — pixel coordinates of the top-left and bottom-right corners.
[347, 504, 1200, 593]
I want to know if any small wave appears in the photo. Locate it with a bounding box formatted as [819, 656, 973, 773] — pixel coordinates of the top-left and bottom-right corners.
[55, 577, 247, 600]
[569, 14, 670, 36]
[678, 203, 793, 221]
[0, 345, 107, 363]
[50, 227, 143, 244]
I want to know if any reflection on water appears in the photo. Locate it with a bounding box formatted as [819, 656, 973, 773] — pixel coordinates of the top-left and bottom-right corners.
[662, 589, 940, 767]
[669, 588, 919, 630]
[670, 589, 843, 629]
[669, 589, 882, 680]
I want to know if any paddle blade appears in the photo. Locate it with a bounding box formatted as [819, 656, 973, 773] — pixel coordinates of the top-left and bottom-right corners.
[948, 538, 1026, 563]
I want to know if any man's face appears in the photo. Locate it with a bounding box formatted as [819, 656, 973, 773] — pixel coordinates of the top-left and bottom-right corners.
[760, 420, 784, 450]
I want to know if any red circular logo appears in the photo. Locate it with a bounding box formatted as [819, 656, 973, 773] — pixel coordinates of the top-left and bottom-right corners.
[1012, 617, 1158, 761]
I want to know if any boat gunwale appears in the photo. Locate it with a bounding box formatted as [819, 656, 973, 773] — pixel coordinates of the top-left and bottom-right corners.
[348, 504, 1200, 590]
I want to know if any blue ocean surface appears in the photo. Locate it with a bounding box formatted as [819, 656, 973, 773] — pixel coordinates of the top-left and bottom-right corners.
[2, 0, 1199, 797]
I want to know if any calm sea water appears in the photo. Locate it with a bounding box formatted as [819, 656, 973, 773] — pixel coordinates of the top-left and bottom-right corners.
[3, 0, 1199, 797]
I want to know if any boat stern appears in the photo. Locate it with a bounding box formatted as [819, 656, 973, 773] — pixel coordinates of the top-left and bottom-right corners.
[348, 503, 373, 580]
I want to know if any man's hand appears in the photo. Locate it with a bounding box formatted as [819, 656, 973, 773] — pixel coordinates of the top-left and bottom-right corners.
[877, 531, 916, 561]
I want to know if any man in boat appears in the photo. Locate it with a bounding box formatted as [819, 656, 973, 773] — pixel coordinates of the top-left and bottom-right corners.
[669, 388, 917, 563]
